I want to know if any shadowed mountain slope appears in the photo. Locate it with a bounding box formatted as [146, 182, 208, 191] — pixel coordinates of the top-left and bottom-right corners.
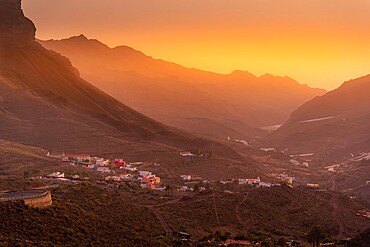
[0, 0, 238, 158]
[266, 75, 370, 157]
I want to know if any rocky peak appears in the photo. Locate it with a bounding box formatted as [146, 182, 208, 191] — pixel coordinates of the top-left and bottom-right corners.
[0, 0, 36, 46]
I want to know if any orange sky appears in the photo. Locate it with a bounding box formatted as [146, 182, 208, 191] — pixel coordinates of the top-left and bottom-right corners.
[23, 0, 370, 90]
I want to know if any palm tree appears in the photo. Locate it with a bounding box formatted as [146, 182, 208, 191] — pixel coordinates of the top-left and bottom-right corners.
[307, 226, 326, 247]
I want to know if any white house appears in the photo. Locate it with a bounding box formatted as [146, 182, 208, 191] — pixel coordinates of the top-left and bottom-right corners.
[290, 159, 300, 165]
[307, 183, 320, 188]
[96, 159, 109, 167]
[180, 151, 195, 157]
[258, 182, 272, 188]
[124, 165, 138, 171]
[180, 175, 192, 181]
[239, 177, 261, 185]
[140, 183, 148, 189]
[47, 172, 65, 178]
[139, 171, 151, 177]
[97, 167, 110, 173]
[119, 174, 132, 180]
[179, 186, 193, 192]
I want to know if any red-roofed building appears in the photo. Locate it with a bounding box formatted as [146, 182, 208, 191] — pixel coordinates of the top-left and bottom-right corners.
[114, 159, 126, 167]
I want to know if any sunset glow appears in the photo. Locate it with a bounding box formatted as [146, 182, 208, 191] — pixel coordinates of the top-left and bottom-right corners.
[23, 0, 370, 90]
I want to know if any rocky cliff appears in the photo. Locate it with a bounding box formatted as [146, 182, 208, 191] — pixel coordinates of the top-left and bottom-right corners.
[0, 0, 36, 46]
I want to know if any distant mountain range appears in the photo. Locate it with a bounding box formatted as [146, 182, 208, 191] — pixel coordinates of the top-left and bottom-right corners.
[39, 35, 326, 140]
[0, 0, 236, 157]
[267, 75, 370, 157]
[2, 0, 368, 168]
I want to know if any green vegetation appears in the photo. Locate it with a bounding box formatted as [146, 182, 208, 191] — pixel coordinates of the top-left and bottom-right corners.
[348, 228, 370, 247]
[0, 184, 170, 246]
[307, 226, 326, 247]
[158, 186, 370, 239]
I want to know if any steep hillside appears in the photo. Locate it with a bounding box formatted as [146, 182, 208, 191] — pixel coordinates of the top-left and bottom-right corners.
[0, 139, 57, 177]
[39, 35, 325, 139]
[267, 75, 370, 157]
[0, 185, 171, 246]
[159, 186, 370, 239]
[348, 228, 370, 247]
[1, 184, 369, 246]
[0, 0, 238, 158]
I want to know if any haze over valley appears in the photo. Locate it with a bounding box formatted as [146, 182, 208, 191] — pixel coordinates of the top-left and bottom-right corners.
[1, 1, 369, 246]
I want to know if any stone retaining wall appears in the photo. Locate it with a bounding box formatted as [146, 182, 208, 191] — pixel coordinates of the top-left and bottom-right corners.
[0, 190, 53, 208]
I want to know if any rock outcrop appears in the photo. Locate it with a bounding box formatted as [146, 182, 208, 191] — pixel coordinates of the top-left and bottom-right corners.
[0, 0, 36, 46]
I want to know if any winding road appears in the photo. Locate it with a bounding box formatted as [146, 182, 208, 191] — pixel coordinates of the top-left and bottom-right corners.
[146, 205, 173, 236]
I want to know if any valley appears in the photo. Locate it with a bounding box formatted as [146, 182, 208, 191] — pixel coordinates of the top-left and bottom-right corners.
[0, 0, 369, 246]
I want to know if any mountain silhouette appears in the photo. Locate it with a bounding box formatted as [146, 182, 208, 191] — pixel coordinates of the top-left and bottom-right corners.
[0, 0, 236, 157]
[39, 35, 325, 140]
[267, 75, 370, 157]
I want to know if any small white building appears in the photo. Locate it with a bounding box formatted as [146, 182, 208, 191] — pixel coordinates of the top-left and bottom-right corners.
[180, 151, 195, 157]
[97, 167, 110, 173]
[179, 186, 193, 192]
[239, 177, 261, 185]
[307, 183, 320, 188]
[96, 159, 109, 167]
[260, 148, 276, 152]
[47, 172, 65, 178]
[124, 165, 138, 171]
[139, 171, 151, 177]
[119, 174, 132, 180]
[180, 175, 192, 181]
[258, 182, 272, 188]
[290, 159, 300, 165]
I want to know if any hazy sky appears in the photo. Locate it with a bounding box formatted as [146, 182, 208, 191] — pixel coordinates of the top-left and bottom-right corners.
[23, 0, 370, 90]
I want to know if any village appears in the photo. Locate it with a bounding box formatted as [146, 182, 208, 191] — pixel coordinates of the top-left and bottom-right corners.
[43, 146, 370, 195]
[5, 149, 369, 247]
[44, 153, 167, 190]
[41, 151, 300, 194]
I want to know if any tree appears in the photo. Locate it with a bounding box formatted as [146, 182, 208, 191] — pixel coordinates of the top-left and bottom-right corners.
[307, 226, 326, 247]
[277, 237, 287, 247]
[221, 232, 232, 242]
[193, 184, 200, 193]
[165, 185, 172, 196]
[23, 171, 30, 179]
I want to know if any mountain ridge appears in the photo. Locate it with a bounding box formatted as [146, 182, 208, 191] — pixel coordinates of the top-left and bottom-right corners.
[39, 35, 326, 139]
[0, 0, 240, 159]
[266, 75, 370, 157]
